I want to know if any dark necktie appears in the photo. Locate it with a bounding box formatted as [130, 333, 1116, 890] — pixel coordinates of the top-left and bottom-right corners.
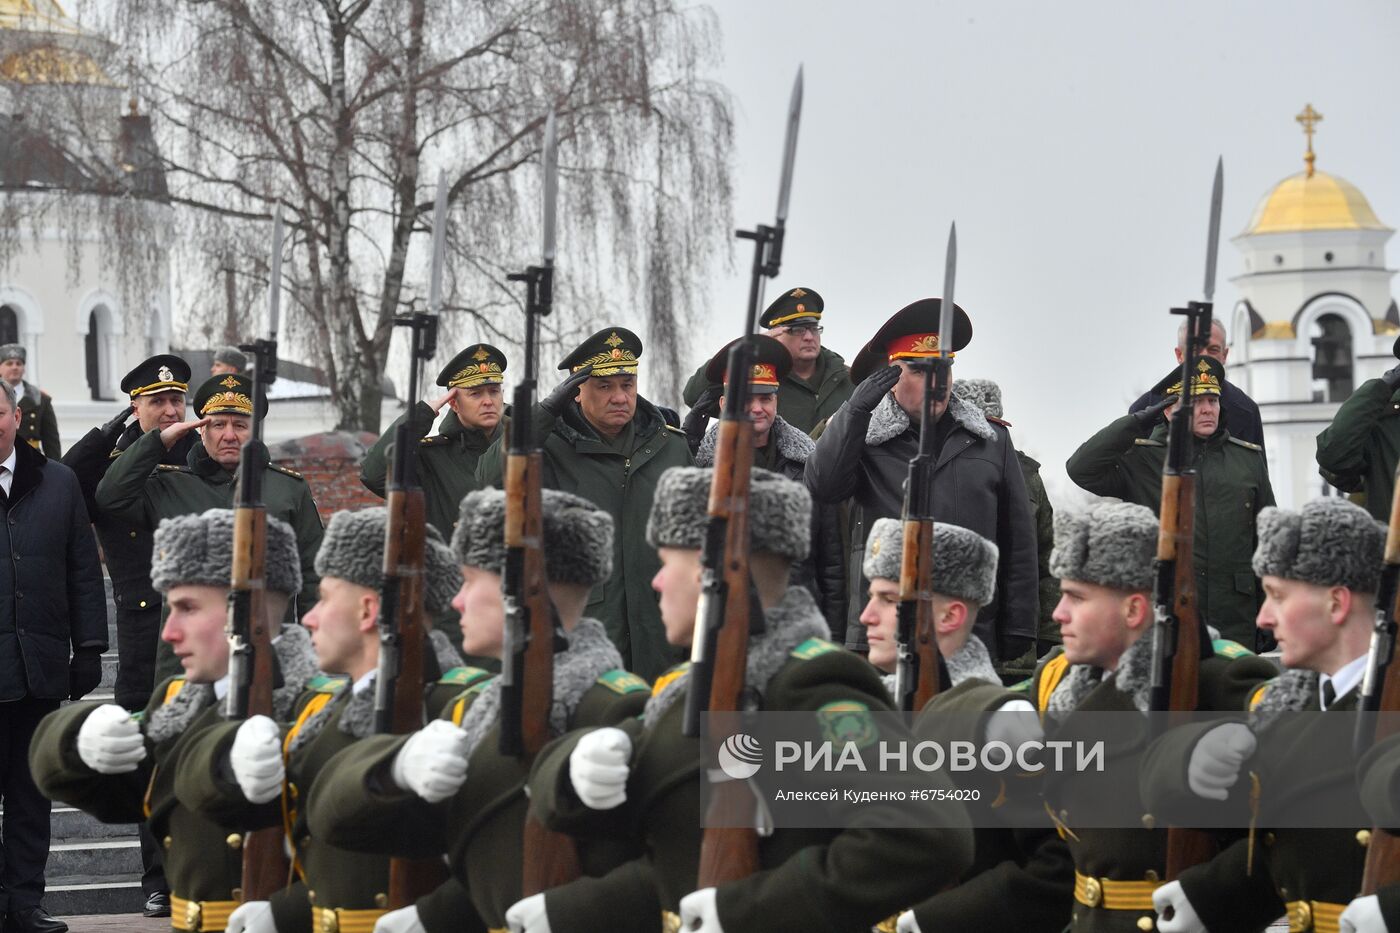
[1321, 679, 1337, 710]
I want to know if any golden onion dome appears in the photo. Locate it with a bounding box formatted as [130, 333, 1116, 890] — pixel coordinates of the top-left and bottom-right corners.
[0, 0, 83, 36]
[0, 43, 111, 84]
[1244, 169, 1389, 235]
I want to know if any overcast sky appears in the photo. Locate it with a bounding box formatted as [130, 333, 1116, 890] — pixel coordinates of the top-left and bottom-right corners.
[690, 0, 1400, 503]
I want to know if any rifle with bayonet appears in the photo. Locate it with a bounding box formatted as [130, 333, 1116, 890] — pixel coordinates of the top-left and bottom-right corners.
[892, 224, 958, 713]
[684, 65, 803, 891]
[497, 112, 579, 896]
[1149, 157, 1223, 880]
[224, 208, 291, 901]
[373, 173, 446, 907]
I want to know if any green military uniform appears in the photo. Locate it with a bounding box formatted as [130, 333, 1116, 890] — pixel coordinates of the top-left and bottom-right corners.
[303, 625, 655, 933]
[1066, 409, 1273, 647]
[1017, 449, 1060, 650]
[475, 329, 692, 680]
[682, 287, 853, 435]
[95, 375, 323, 682]
[1315, 375, 1400, 520]
[15, 380, 60, 458]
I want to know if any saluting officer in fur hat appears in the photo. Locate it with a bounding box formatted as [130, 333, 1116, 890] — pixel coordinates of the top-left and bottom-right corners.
[95, 372, 325, 685]
[475, 326, 693, 680]
[0, 343, 60, 458]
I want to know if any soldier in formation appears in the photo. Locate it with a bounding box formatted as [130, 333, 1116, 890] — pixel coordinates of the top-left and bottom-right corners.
[0, 343, 60, 457]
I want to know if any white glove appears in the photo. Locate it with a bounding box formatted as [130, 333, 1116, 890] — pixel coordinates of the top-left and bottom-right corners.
[679, 888, 723, 933]
[76, 704, 147, 774]
[896, 910, 922, 933]
[390, 720, 469, 803]
[1153, 880, 1205, 933]
[984, 699, 1043, 749]
[569, 727, 632, 810]
[226, 900, 277, 933]
[1187, 722, 1256, 801]
[505, 892, 551, 933]
[1340, 895, 1390, 933]
[373, 906, 426, 933]
[230, 715, 285, 804]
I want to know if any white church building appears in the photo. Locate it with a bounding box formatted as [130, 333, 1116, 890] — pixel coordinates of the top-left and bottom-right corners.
[1227, 105, 1397, 509]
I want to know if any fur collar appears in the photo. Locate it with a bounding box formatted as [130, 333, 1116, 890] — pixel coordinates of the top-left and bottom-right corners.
[1249, 669, 1317, 732]
[556, 396, 666, 446]
[1046, 633, 1156, 717]
[429, 629, 464, 679]
[459, 617, 623, 760]
[875, 635, 996, 703]
[864, 393, 996, 448]
[145, 681, 215, 744]
[695, 417, 815, 467]
[643, 587, 832, 728]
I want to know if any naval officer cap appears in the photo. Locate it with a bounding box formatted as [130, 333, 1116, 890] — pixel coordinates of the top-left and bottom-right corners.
[703, 334, 792, 396]
[849, 298, 974, 384]
[451, 488, 614, 587]
[1049, 502, 1158, 594]
[121, 354, 191, 399]
[193, 372, 267, 419]
[152, 508, 301, 596]
[863, 517, 998, 607]
[759, 286, 824, 329]
[437, 343, 507, 390]
[558, 327, 642, 378]
[1253, 498, 1386, 595]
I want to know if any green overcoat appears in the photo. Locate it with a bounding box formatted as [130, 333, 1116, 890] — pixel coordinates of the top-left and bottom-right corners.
[1315, 376, 1400, 520]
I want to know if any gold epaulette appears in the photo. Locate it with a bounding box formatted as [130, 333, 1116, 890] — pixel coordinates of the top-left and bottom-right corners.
[269, 463, 305, 480]
[156, 463, 189, 472]
[1133, 438, 1166, 447]
[664, 424, 686, 435]
[108, 448, 123, 460]
[419, 435, 449, 447]
[1227, 436, 1263, 451]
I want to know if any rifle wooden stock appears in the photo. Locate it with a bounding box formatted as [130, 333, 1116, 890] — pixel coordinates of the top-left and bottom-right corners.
[1359, 470, 1400, 893]
[1158, 474, 1201, 720]
[899, 519, 941, 710]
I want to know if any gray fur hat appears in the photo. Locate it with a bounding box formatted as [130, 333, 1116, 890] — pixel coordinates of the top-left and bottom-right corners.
[450, 488, 613, 587]
[1049, 502, 1158, 593]
[646, 466, 810, 562]
[952, 378, 1003, 420]
[315, 507, 461, 617]
[213, 346, 248, 371]
[152, 508, 302, 595]
[1253, 498, 1385, 594]
[862, 517, 997, 606]
[0, 344, 24, 363]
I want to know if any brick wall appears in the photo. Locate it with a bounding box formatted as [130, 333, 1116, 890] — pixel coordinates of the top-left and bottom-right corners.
[270, 431, 382, 521]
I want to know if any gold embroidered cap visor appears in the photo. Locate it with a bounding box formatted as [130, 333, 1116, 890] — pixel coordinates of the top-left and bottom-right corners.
[558, 326, 643, 378]
[849, 298, 973, 383]
[1150, 355, 1224, 399]
[437, 343, 507, 390]
[703, 333, 792, 395]
[121, 353, 192, 399]
[192, 372, 266, 418]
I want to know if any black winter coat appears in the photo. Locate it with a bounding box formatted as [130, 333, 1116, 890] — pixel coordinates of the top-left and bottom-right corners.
[805, 393, 1038, 658]
[0, 441, 107, 701]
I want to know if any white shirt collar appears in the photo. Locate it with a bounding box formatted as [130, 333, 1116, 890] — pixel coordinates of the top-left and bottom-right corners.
[1, 446, 16, 473]
[1319, 653, 1368, 710]
[352, 670, 377, 695]
[213, 676, 230, 701]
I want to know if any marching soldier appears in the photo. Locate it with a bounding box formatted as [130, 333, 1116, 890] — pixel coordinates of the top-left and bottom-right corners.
[1141, 498, 1384, 933]
[475, 326, 692, 680]
[1032, 502, 1272, 933]
[0, 343, 60, 457]
[1315, 336, 1400, 520]
[303, 488, 656, 933]
[853, 517, 1074, 933]
[530, 467, 975, 931]
[95, 372, 324, 681]
[1067, 356, 1274, 649]
[61, 353, 197, 919]
[29, 510, 318, 933]
[682, 287, 853, 435]
[691, 336, 846, 633]
[171, 507, 467, 933]
[804, 298, 1039, 666]
[361, 343, 507, 538]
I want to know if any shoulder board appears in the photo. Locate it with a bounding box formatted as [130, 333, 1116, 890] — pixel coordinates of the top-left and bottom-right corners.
[665, 424, 686, 435]
[988, 416, 1013, 428]
[1134, 438, 1166, 447]
[307, 673, 349, 693]
[1005, 677, 1033, 693]
[448, 677, 496, 726]
[438, 665, 493, 688]
[162, 678, 186, 706]
[596, 669, 649, 696]
[1211, 638, 1254, 659]
[419, 435, 450, 447]
[108, 448, 123, 460]
[790, 637, 841, 661]
[1227, 437, 1263, 451]
[651, 663, 690, 697]
[155, 463, 189, 472]
[269, 463, 304, 480]
[1035, 651, 1071, 714]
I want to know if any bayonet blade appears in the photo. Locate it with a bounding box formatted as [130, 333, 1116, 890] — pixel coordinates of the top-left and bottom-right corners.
[1203, 156, 1223, 303]
[267, 207, 283, 340]
[428, 171, 449, 316]
[542, 111, 559, 264]
[774, 65, 803, 223]
[939, 222, 957, 356]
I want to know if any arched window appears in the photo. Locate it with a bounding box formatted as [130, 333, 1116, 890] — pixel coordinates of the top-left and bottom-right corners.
[84, 306, 115, 401]
[1310, 313, 1353, 403]
[0, 306, 17, 346]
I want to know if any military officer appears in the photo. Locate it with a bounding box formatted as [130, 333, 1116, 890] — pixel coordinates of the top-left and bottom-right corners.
[172, 507, 466, 933]
[303, 488, 656, 933]
[1032, 502, 1272, 933]
[95, 372, 323, 681]
[475, 326, 692, 680]
[804, 298, 1039, 666]
[29, 510, 318, 933]
[852, 517, 1074, 933]
[0, 343, 60, 457]
[531, 467, 975, 932]
[361, 343, 507, 539]
[61, 353, 197, 918]
[691, 335, 846, 633]
[1141, 498, 1384, 933]
[1067, 355, 1275, 649]
[682, 287, 854, 435]
[1316, 336, 1400, 520]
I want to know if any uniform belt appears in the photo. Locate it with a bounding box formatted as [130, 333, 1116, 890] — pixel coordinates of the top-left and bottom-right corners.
[1072, 871, 1162, 911]
[1286, 899, 1345, 933]
[310, 906, 389, 933]
[170, 895, 239, 932]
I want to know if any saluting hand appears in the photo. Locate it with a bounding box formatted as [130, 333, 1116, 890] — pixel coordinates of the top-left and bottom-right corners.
[101, 404, 134, 438]
[848, 364, 901, 415]
[160, 416, 209, 449]
[541, 364, 594, 416]
[429, 388, 461, 412]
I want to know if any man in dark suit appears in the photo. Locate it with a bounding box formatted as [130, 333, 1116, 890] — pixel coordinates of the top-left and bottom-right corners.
[0, 380, 107, 933]
[1128, 317, 1265, 448]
